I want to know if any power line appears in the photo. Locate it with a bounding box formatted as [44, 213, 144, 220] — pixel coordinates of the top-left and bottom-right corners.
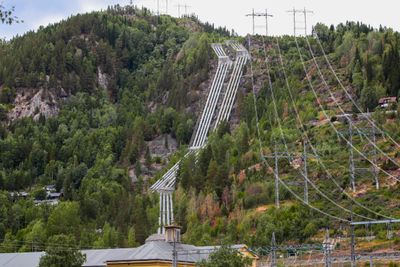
[174, 3, 191, 17]
[340, 119, 380, 192]
[294, 32, 400, 188]
[245, 9, 273, 36]
[262, 37, 373, 220]
[247, 35, 349, 222]
[303, 141, 309, 204]
[255, 21, 376, 220]
[312, 33, 400, 151]
[271, 36, 394, 220]
[349, 219, 400, 266]
[263, 143, 296, 208]
[286, 8, 313, 36]
[303, 35, 400, 184]
[349, 119, 356, 192]
[295, 32, 400, 211]
[302, 36, 400, 188]
[183, 4, 190, 15]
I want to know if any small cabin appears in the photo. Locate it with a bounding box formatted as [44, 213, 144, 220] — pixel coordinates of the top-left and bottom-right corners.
[378, 97, 397, 108]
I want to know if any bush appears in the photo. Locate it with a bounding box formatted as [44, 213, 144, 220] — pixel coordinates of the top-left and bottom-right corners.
[197, 245, 252, 267]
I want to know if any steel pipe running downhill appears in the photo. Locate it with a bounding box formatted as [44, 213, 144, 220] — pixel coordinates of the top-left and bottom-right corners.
[153, 41, 249, 234]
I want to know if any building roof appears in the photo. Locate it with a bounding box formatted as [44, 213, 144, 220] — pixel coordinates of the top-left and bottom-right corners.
[107, 236, 250, 264]
[0, 248, 137, 267]
[82, 248, 136, 267]
[0, 252, 44, 267]
[0, 237, 253, 267]
[115, 240, 201, 263]
[378, 96, 397, 104]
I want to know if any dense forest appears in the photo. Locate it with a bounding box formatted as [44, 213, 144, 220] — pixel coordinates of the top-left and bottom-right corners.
[1, 5, 400, 253]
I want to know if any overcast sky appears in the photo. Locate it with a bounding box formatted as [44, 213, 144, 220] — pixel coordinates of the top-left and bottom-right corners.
[1, 0, 399, 40]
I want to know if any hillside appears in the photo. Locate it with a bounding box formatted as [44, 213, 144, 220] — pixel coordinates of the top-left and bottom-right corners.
[0, 5, 231, 248]
[1, 6, 400, 256]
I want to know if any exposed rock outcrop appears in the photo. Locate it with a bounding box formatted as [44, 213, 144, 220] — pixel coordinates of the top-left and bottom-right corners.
[8, 88, 60, 121]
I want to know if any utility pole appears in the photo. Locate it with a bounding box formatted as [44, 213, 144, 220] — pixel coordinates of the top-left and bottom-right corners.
[349, 219, 400, 266]
[157, 0, 160, 16]
[371, 124, 379, 189]
[175, 4, 182, 17]
[175, 4, 190, 17]
[246, 9, 256, 35]
[271, 232, 277, 267]
[350, 210, 356, 267]
[246, 9, 273, 36]
[349, 119, 356, 192]
[303, 141, 309, 204]
[184, 4, 190, 16]
[263, 142, 297, 209]
[265, 9, 273, 36]
[303, 7, 309, 37]
[323, 229, 332, 267]
[387, 223, 393, 240]
[274, 143, 280, 209]
[286, 8, 313, 36]
[341, 116, 380, 192]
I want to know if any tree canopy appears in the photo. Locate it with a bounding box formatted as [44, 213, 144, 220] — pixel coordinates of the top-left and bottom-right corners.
[38, 235, 86, 267]
[197, 245, 252, 267]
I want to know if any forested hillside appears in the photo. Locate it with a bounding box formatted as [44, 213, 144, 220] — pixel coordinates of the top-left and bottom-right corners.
[1, 4, 400, 253]
[0, 5, 231, 249]
[174, 23, 400, 247]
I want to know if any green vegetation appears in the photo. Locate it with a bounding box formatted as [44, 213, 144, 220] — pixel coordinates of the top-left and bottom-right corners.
[197, 245, 252, 267]
[0, 5, 400, 255]
[0, 5, 230, 251]
[175, 22, 400, 247]
[39, 234, 86, 267]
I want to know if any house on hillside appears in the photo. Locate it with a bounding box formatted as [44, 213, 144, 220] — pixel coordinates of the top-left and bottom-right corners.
[378, 96, 397, 108]
[0, 225, 258, 267]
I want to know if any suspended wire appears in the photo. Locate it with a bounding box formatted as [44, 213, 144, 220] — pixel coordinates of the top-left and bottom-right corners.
[272, 36, 396, 220]
[293, 35, 400, 186]
[313, 33, 400, 150]
[304, 36, 400, 171]
[0, 238, 94, 252]
[247, 35, 349, 223]
[257, 36, 373, 220]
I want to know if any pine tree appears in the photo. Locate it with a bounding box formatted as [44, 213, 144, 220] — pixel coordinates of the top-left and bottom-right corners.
[383, 41, 400, 96]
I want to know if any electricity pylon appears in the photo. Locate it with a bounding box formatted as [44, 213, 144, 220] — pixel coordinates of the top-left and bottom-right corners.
[287, 8, 313, 36]
[246, 9, 273, 36]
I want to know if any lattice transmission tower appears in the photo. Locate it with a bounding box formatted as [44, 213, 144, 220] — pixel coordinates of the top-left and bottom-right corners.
[287, 8, 313, 36]
[246, 9, 273, 36]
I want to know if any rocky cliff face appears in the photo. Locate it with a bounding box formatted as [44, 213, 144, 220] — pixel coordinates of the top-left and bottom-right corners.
[7, 66, 113, 122]
[8, 88, 60, 121]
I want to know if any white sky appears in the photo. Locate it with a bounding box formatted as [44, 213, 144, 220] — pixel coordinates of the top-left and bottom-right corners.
[1, 0, 399, 39]
[138, 0, 400, 35]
